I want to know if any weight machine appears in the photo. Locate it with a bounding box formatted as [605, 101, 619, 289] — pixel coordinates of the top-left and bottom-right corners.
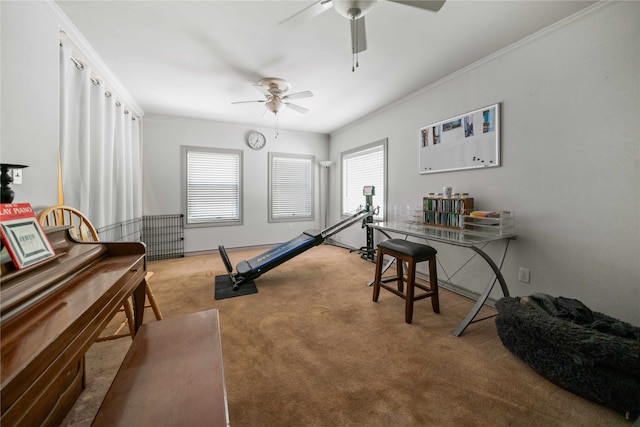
[218, 186, 377, 290]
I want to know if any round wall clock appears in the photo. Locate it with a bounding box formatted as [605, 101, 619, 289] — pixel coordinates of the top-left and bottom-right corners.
[247, 131, 266, 150]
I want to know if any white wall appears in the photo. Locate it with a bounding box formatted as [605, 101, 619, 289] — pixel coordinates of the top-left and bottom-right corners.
[142, 115, 329, 253]
[1, 1, 60, 209]
[328, 1, 640, 324]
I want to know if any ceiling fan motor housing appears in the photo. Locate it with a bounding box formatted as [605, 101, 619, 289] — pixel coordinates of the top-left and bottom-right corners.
[333, 0, 378, 19]
[259, 77, 291, 95]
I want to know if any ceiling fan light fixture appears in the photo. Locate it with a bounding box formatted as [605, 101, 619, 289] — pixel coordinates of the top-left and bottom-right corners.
[265, 98, 284, 114]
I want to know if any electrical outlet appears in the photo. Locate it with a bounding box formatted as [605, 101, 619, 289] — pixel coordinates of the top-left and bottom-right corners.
[12, 168, 22, 185]
[288, 223, 293, 231]
[518, 268, 530, 283]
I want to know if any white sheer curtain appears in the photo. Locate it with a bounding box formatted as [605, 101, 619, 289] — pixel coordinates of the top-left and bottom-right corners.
[59, 44, 142, 230]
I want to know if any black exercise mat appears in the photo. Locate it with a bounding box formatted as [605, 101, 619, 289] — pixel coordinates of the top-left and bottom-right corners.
[215, 275, 257, 300]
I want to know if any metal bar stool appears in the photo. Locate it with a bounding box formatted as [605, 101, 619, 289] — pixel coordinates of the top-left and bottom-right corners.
[372, 239, 439, 323]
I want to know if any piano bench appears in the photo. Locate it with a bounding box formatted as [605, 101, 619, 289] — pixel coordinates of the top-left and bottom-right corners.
[91, 309, 229, 427]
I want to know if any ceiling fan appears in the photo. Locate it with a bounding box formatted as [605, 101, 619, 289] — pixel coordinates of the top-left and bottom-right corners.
[280, 0, 446, 71]
[232, 77, 313, 138]
[231, 77, 313, 115]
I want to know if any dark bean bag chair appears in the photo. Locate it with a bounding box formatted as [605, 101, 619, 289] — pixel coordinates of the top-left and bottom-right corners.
[495, 294, 640, 420]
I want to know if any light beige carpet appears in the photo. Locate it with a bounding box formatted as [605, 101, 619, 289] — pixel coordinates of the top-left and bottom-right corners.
[61, 244, 631, 426]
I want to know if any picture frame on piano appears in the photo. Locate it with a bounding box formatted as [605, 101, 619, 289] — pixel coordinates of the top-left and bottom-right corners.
[0, 202, 55, 269]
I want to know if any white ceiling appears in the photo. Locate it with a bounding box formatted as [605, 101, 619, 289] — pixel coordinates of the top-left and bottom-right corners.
[55, 0, 596, 134]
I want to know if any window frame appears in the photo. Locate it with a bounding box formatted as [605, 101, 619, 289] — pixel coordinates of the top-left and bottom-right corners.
[268, 152, 315, 223]
[340, 139, 387, 221]
[182, 145, 243, 228]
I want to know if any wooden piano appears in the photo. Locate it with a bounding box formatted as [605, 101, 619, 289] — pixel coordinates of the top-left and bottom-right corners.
[1, 226, 147, 426]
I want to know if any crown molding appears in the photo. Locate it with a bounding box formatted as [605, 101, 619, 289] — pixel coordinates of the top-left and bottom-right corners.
[43, 0, 144, 117]
[331, 1, 609, 137]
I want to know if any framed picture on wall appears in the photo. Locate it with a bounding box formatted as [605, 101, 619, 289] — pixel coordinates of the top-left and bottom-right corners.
[0, 203, 55, 269]
[419, 103, 500, 174]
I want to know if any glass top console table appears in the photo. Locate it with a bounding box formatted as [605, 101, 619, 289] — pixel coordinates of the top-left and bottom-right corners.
[368, 220, 517, 336]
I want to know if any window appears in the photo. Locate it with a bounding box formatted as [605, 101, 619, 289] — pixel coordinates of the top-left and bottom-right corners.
[183, 146, 243, 227]
[269, 153, 315, 222]
[341, 139, 387, 220]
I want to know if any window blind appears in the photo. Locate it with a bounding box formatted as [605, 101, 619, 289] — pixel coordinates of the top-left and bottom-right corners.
[342, 143, 385, 220]
[186, 148, 242, 225]
[270, 154, 314, 221]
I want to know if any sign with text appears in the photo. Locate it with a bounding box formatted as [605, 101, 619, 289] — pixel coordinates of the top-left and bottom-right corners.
[0, 203, 55, 269]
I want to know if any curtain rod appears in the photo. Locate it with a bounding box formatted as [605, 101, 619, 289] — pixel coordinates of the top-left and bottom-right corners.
[60, 42, 138, 120]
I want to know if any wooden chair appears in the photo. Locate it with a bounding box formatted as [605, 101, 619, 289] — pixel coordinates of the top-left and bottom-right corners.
[38, 205, 163, 341]
[372, 238, 439, 324]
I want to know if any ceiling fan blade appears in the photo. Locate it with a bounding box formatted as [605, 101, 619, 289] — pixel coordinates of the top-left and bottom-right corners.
[279, 0, 332, 29]
[231, 100, 266, 104]
[351, 16, 367, 54]
[386, 0, 446, 12]
[286, 103, 310, 114]
[283, 91, 314, 100]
